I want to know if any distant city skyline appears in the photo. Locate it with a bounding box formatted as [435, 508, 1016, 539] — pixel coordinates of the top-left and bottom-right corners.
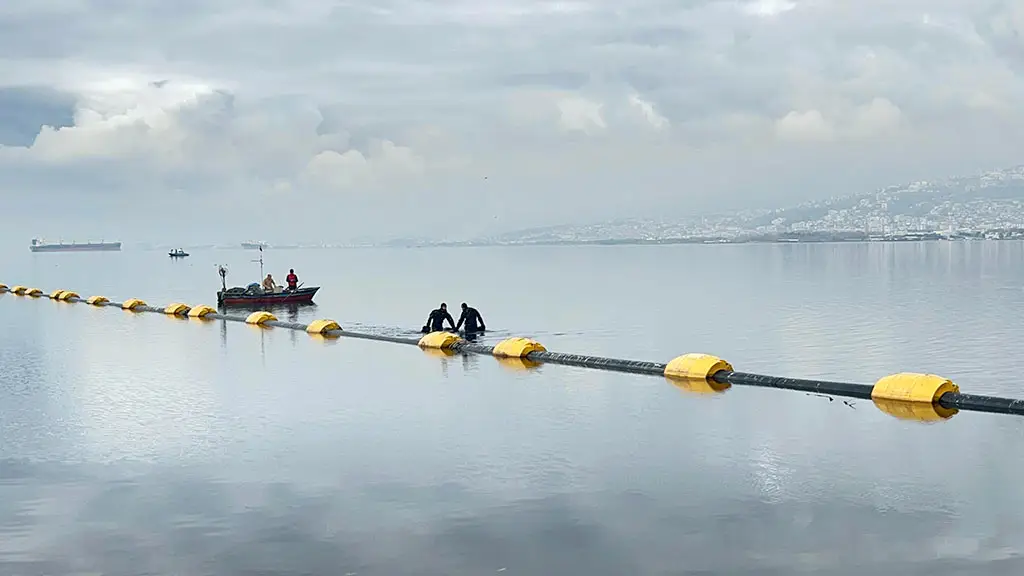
[442, 163, 1024, 246]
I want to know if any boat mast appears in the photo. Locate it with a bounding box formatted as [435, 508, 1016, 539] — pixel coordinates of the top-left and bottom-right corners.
[252, 245, 264, 279]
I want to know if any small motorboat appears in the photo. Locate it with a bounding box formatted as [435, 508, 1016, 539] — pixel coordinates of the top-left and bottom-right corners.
[214, 261, 318, 307]
[168, 249, 189, 258]
[217, 284, 319, 306]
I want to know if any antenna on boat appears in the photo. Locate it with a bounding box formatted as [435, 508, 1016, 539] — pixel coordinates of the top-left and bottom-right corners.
[251, 245, 264, 279]
[216, 264, 229, 291]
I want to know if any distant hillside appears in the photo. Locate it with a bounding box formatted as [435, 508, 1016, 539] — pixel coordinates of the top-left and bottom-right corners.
[742, 165, 1024, 228]
[472, 164, 1024, 244]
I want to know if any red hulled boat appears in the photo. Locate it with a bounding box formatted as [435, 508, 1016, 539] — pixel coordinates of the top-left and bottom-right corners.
[217, 285, 319, 306]
[215, 247, 319, 307]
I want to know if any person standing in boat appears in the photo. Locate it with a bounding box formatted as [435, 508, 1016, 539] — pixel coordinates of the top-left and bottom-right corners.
[262, 273, 278, 293]
[285, 269, 299, 292]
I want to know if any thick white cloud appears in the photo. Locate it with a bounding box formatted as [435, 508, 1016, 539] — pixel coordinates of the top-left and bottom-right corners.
[775, 110, 833, 142]
[2, 0, 1024, 243]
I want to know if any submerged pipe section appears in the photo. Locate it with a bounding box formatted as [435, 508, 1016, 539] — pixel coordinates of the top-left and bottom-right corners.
[5, 283, 1024, 422]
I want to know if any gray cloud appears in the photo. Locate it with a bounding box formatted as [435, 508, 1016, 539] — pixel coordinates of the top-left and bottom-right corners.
[2, 0, 1024, 243]
[0, 86, 75, 146]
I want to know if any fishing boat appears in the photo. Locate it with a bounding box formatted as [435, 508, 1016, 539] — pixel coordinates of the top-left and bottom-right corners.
[168, 248, 189, 258]
[214, 246, 319, 307]
[217, 284, 319, 306]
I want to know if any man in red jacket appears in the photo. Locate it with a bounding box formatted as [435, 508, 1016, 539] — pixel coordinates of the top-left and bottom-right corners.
[285, 269, 299, 291]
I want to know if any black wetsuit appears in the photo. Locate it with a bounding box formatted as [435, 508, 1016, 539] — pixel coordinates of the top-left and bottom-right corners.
[456, 307, 485, 333]
[426, 308, 455, 331]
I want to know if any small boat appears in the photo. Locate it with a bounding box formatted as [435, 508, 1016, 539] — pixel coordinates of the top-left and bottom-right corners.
[168, 249, 189, 258]
[218, 284, 319, 306]
[215, 259, 318, 307]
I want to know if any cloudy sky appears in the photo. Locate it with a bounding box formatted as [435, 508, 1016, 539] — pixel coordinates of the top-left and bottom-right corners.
[2, 0, 1024, 244]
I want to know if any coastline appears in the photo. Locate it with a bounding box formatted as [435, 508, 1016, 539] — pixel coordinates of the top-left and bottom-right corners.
[420, 229, 1024, 248]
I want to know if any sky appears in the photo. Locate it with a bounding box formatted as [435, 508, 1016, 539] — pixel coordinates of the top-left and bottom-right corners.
[2, 0, 1024, 245]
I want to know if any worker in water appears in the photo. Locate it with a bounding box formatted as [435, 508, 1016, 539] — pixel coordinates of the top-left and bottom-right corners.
[286, 268, 299, 291]
[262, 273, 277, 292]
[423, 302, 456, 332]
[455, 302, 486, 333]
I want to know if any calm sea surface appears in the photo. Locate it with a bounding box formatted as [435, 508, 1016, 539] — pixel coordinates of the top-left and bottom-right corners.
[3, 241, 1024, 575]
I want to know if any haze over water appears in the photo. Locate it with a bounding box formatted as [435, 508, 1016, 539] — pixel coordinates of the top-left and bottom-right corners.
[3, 241, 1024, 575]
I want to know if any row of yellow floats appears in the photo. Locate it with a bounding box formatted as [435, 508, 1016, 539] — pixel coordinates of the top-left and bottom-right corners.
[413, 326, 958, 422]
[1, 282, 961, 422]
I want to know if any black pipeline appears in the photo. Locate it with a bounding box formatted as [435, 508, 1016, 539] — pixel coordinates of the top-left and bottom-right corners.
[5, 285, 1023, 422]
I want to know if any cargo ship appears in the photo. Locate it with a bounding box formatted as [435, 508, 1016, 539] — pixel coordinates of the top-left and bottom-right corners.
[241, 240, 267, 249]
[29, 238, 122, 252]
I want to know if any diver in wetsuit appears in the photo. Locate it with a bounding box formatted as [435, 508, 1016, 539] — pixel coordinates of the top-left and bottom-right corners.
[455, 302, 486, 333]
[423, 302, 456, 332]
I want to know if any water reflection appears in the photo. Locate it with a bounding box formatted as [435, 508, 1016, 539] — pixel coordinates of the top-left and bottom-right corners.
[218, 302, 314, 321]
[259, 325, 267, 366]
[282, 304, 301, 324]
[461, 353, 480, 373]
[421, 348, 454, 378]
[0, 462, 1020, 575]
